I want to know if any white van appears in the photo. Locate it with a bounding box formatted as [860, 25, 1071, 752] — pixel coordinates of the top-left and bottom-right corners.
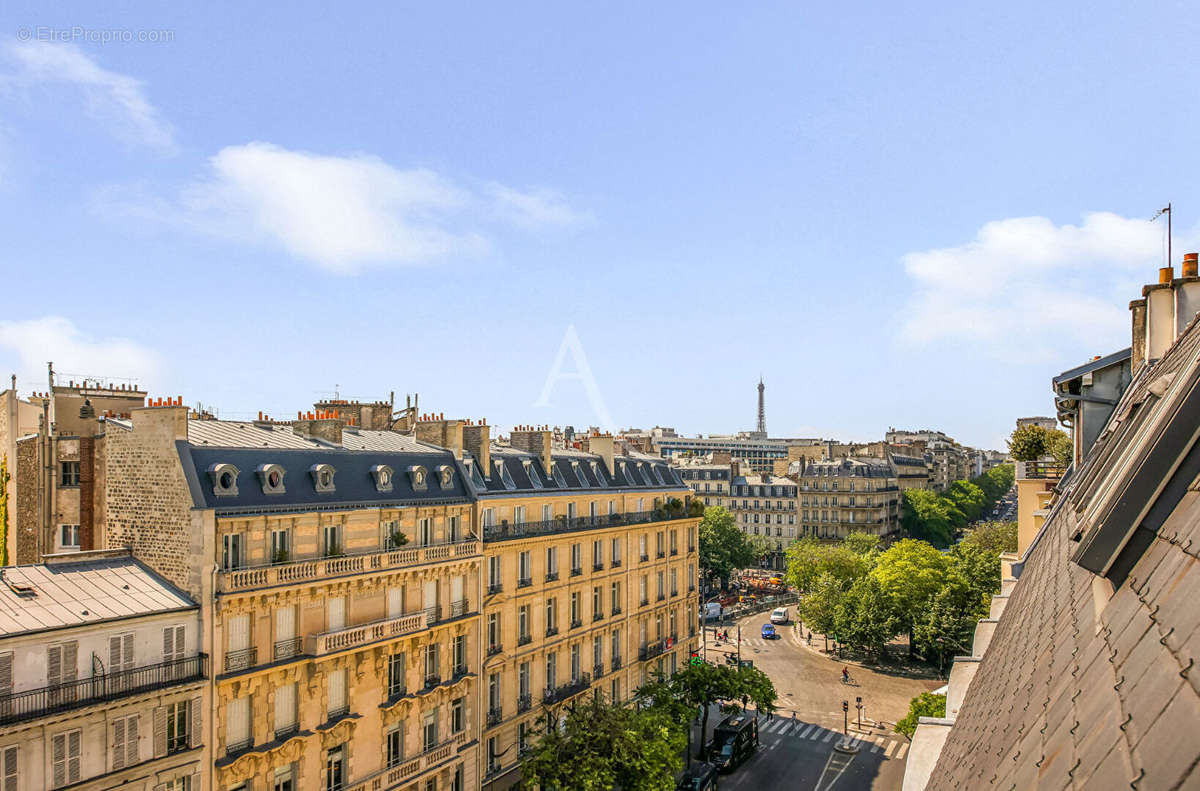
[770, 607, 789, 624]
[703, 602, 723, 621]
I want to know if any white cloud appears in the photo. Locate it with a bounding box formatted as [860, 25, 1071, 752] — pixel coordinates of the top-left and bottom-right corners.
[899, 212, 1171, 358]
[0, 317, 161, 391]
[5, 41, 174, 150]
[101, 142, 587, 274]
[487, 183, 592, 229]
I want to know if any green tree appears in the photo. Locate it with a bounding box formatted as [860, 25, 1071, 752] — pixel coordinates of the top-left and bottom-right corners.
[871, 539, 949, 655]
[901, 489, 957, 547]
[1007, 424, 1050, 461]
[796, 572, 847, 647]
[1046, 430, 1073, 465]
[747, 534, 773, 564]
[697, 507, 757, 584]
[961, 521, 1017, 554]
[944, 481, 987, 523]
[949, 541, 1001, 602]
[687, 497, 707, 518]
[522, 694, 684, 791]
[895, 692, 947, 739]
[912, 572, 986, 670]
[833, 574, 900, 656]
[785, 538, 871, 594]
[842, 531, 882, 557]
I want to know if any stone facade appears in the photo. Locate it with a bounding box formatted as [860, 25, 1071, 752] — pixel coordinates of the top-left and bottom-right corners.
[103, 407, 203, 597]
[14, 436, 38, 564]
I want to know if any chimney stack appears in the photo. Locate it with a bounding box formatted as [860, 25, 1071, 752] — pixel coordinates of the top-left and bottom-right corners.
[1175, 252, 1200, 335]
[462, 420, 491, 476]
[511, 426, 553, 475]
[414, 416, 464, 459]
[1143, 266, 1176, 365]
[293, 415, 346, 445]
[1130, 299, 1148, 376]
[581, 432, 615, 476]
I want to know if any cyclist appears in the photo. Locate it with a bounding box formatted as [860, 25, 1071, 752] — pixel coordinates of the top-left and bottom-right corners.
[842, 666, 850, 684]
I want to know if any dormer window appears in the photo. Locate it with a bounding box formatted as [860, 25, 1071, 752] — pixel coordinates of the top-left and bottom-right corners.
[408, 465, 428, 491]
[436, 464, 455, 489]
[551, 463, 567, 488]
[524, 460, 544, 489]
[208, 463, 240, 497]
[651, 466, 666, 485]
[256, 463, 287, 495]
[591, 462, 608, 488]
[371, 464, 394, 493]
[569, 461, 582, 486]
[496, 460, 516, 490]
[465, 459, 487, 492]
[309, 463, 336, 493]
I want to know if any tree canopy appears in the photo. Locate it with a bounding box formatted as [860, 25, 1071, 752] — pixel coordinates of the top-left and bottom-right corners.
[895, 692, 947, 738]
[521, 693, 685, 791]
[1008, 424, 1071, 464]
[697, 506, 758, 582]
[961, 521, 1017, 554]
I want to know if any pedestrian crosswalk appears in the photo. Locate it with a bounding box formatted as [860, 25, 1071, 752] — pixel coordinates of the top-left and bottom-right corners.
[754, 716, 910, 760]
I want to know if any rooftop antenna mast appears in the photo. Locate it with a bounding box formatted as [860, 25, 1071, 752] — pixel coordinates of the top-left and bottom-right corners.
[1152, 203, 1172, 268]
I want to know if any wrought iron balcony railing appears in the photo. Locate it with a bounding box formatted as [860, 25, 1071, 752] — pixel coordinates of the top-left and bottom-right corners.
[483, 511, 694, 543]
[0, 654, 206, 725]
[543, 673, 591, 705]
[224, 647, 257, 673]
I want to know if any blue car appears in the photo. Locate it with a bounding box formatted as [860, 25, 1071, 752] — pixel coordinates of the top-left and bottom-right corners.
[761, 623, 777, 639]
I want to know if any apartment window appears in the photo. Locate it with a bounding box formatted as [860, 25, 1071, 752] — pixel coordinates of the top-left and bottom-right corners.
[322, 524, 342, 556]
[669, 530, 678, 554]
[589, 501, 598, 519]
[567, 502, 577, 520]
[483, 508, 496, 528]
[546, 546, 559, 579]
[608, 500, 616, 516]
[611, 678, 621, 703]
[453, 635, 467, 674]
[59, 461, 80, 486]
[387, 725, 404, 768]
[688, 565, 695, 591]
[271, 528, 291, 562]
[688, 527, 695, 551]
[164, 700, 190, 753]
[656, 571, 664, 599]
[638, 534, 647, 560]
[669, 609, 677, 638]
[517, 605, 531, 644]
[570, 543, 582, 574]
[422, 711, 438, 752]
[488, 672, 501, 713]
[592, 539, 603, 568]
[592, 586, 603, 619]
[518, 551, 532, 586]
[611, 537, 621, 565]
[514, 506, 526, 525]
[518, 721, 530, 754]
[546, 598, 558, 633]
[487, 736, 499, 774]
[592, 634, 603, 667]
[487, 613, 501, 653]
[570, 592, 580, 626]
[51, 729, 81, 787]
[327, 669, 348, 719]
[48, 641, 78, 695]
[112, 713, 139, 770]
[222, 533, 244, 570]
[327, 597, 347, 633]
[449, 514, 461, 542]
[670, 568, 678, 596]
[610, 582, 621, 612]
[570, 644, 581, 681]
[519, 662, 530, 699]
[109, 632, 134, 673]
[656, 532, 664, 557]
[325, 745, 345, 791]
[546, 653, 557, 688]
[273, 764, 296, 791]
[381, 652, 403, 698]
[452, 697, 465, 733]
[58, 524, 80, 550]
[275, 682, 298, 737]
[488, 556, 502, 591]
[541, 504, 553, 522]
[639, 575, 647, 604]
[275, 606, 298, 660]
[424, 644, 440, 683]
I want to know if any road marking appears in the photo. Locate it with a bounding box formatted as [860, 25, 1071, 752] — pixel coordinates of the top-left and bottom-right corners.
[894, 743, 909, 760]
[883, 740, 897, 757]
[798, 724, 815, 739]
[868, 735, 883, 752]
[821, 730, 836, 743]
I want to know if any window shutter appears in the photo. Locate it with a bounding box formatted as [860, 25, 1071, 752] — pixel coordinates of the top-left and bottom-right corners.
[47, 645, 62, 686]
[62, 643, 77, 682]
[122, 633, 134, 669]
[51, 734, 65, 787]
[0, 653, 11, 696]
[67, 730, 80, 783]
[174, 626, 185, 659]
[189, 696, 202, 749]
[125, 715, 139, 767]
[162, 628, 173, 660]
[1, 745, 15, 791]
[109, 636, 122, 672]
[153, 706, 167, 757]
[113, 718, 126, 770]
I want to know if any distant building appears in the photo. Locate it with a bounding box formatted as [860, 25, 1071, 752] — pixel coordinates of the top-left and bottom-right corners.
[885, 429, 970, 491]
[0, 550, 205, 791]
[790, 456, 904, 541]
[1013, 416, 1058, 431]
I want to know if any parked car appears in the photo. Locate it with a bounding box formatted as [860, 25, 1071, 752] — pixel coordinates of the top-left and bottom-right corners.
[770, 607, 789, 624]
[677, 761, 719, 790]
[761, 623, 777, 639]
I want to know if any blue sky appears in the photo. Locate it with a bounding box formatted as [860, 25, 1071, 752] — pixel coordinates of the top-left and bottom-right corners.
[1, 2, 1198, 451]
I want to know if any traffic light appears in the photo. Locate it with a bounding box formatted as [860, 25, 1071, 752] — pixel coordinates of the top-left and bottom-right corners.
[842, 700, 849, 713]
[690, 650, 703, 666]
[856, 696, 862, 705]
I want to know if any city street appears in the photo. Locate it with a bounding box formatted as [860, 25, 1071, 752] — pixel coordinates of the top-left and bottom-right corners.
[694, 610, 943, 790]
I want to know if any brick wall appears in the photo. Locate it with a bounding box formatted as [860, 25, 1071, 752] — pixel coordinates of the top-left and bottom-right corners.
[103, 409, 202, 597]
